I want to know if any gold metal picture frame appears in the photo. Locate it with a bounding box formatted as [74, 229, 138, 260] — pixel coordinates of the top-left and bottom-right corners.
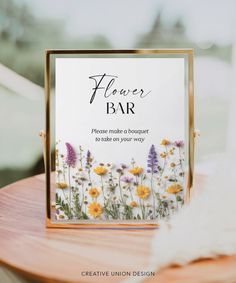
[44, 49, 194, 228]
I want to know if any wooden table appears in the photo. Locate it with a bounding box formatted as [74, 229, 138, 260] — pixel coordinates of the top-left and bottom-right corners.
[1, 175, 236, 283]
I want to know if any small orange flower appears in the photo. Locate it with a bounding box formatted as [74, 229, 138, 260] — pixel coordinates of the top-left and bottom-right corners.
[136, 185, 150, 199]
[88, 202, 102, 218]
[88, 188, 100, 198]
[56, 182, 68, 189]
[129, 167, 143, 176]
[129, 201, 138, 208]
[160, 139, 170, 146]
[93, 166, 107, 176]
[166, 184, 182, 194]
[170, 162, 176, 168]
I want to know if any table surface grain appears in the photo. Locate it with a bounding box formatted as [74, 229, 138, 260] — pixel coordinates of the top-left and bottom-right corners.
[0, 175, 236, 283]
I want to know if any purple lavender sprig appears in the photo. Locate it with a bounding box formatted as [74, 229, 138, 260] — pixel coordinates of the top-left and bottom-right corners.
[65, 142, 76, 167]
[86, 150, 92, 166]
[147, 144, 158, 174]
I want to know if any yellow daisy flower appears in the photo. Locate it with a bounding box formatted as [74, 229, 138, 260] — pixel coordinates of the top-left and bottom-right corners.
[88, 202, 102, 218]
[93, 166, 107, 176]
[129, 201, 138, 208]
[160, 139, 170, 146]
[136, 185, 150, 199]
[56, 182, 68, 189]
[166, 184, 182, 194]
[88, 188, 100, 198]
[129, 167, 143, 176]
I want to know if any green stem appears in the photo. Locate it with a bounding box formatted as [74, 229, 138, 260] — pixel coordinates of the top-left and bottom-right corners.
[129, 185, 133, 201]
[143, 200, 146, 219]
[80, 183, 84, 212]
[175, 194, 179, 210]
[100, 176, 105, 206]
[179, 148, 184, 175]
[67, 166, 73, 218]
[139, 198, 145, 219]
[87, 169, 93, 188]
[79, 146, 83, 168]
[62, 163, 66, 184]
[150, 173, 155, 218]
[118, 174, 125, 205]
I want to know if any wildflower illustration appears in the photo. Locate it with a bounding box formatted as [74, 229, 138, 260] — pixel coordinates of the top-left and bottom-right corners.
[55, 139, 185, 221]
[147, 144, 158, 218]
[65, 142, 76, 167]
[88, 202, 102, 218]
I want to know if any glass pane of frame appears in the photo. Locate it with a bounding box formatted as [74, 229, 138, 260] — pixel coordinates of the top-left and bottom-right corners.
[45, 49, 194, 227]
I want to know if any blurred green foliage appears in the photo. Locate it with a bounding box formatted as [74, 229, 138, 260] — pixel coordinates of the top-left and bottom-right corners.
[136, 12, 232, 62]
[0, 0, 111, 87]
[0, 0, 231, 89]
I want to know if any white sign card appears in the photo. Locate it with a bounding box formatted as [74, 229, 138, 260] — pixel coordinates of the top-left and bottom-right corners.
[49, 51, 193, 225]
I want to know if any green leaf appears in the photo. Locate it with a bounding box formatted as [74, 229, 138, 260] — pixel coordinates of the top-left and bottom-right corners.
[82, 212, 89, 219]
